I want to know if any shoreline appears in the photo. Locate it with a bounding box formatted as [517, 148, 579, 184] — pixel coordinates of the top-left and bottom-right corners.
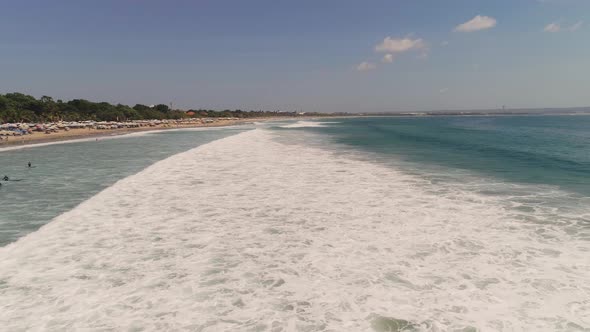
[0, 118, 258, 148]
[0, 116, 340, 150]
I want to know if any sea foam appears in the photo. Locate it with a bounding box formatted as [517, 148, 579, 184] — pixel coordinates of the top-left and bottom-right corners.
[280, 121, 338, 128]
[0, 129, 588, 331]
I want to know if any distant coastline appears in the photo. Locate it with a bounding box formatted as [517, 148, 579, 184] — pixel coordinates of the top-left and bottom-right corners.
[362, 106, 590, 117]
[0, 92, 344, 125]
[3, 92, 590, 148]
[0, 116, 341, 148]
[0, 118, 247, 147]
[0, 92, 345, 147]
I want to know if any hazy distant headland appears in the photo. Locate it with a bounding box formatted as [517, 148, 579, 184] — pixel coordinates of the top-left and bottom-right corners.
[366, 107, 590, 117]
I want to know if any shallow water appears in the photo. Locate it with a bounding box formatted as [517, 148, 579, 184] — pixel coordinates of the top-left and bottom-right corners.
[0, 127, 246, 246]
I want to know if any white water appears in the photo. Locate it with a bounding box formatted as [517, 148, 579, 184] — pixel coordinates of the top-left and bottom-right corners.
[280, 121, 338, 128]
[0, 129, 588, 331]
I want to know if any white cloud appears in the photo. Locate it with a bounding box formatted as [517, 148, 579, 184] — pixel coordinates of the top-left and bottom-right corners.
[454, 15, 497, 32]
[375, 37, 426, 53]
[362, 35, 427, 70]
[569, 21, 583, 31]
[356, 61, 376, 72]
[544, 22, 561, 32]
[544, 21, 583, 32]
[382, 54, 394, 63]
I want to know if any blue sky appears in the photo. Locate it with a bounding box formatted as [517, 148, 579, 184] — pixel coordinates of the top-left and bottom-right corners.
[1, 0, 589, 112]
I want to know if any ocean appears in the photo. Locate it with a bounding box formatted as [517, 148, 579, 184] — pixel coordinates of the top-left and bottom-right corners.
[0, 116, 589, 331]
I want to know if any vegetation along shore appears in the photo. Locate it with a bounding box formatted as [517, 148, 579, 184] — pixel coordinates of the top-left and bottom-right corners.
[0, 92, 346, 146]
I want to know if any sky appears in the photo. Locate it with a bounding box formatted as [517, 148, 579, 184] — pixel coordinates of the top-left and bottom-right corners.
[1, 0, 589, 112]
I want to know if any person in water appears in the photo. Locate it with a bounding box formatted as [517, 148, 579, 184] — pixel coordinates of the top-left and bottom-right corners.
[28, 162, 31, 168]
[2, 175, 8, 181]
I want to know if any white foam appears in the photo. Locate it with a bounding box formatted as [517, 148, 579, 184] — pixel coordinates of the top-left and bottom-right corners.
[280, 121, 338, 128]
[0, 129, 588, 331]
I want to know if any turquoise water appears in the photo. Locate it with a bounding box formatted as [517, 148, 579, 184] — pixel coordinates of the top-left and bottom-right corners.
[283, 115, 590, 196]
[0, 127, 246, 246]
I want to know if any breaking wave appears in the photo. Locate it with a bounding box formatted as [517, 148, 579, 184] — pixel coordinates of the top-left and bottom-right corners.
[0, 129, 588, 331]
[280, 121, 339, 128]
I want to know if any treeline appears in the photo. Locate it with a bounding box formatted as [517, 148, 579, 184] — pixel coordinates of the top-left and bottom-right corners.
[0, 93, 187, 123]
[185, 109, 311, 118]
[0, 92, 327, 123]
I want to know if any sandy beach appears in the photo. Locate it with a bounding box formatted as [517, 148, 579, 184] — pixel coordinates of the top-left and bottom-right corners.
[0, 116, 345, 148]
[0, 118, 256, 147]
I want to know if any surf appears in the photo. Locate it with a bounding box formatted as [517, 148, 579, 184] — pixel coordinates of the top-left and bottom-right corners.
[0, 129, 588, 331]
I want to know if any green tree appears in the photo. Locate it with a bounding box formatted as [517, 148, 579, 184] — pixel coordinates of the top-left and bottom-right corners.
[154, 104, 170, 113]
